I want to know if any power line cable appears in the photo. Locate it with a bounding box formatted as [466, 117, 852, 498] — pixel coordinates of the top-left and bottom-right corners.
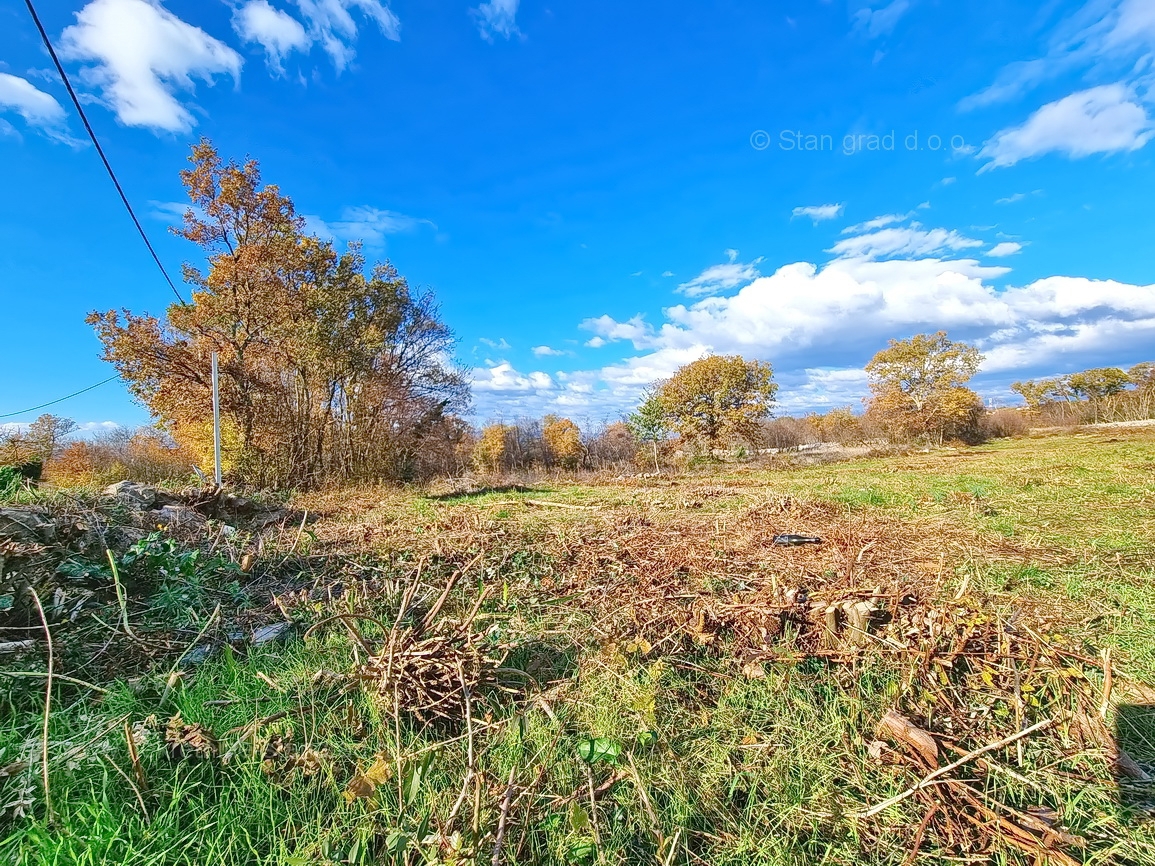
[23, 0, 187, 306]
[0, 376, 120, 420]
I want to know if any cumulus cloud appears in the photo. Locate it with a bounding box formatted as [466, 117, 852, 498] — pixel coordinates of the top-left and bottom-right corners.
[792, 203, 844, 223]
[473, 0, 521, 41]
[829, 225, 983, 260]
[305, 205, 434, 246]
[581, 314, 655, 347]
[532, 345, 566, 357]
[979, 84, 1154, 170]
[988, 242, 1023, 257]
[233, 1, 311, 73]
[59, 0, 242, 133]
[472, 362, 552, 393]
[295, 0, 401, 70]
[472, 247, 1155, 419]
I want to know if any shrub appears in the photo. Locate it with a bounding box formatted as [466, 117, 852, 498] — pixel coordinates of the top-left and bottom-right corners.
[980, 408, 1029, 439]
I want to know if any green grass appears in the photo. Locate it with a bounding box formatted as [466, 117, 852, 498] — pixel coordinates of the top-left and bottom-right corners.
[4, 429, 1155, 864]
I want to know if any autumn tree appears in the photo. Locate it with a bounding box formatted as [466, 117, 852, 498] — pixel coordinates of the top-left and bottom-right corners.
[807, 407, 865, 445]
[865, 332, 984, 444]
[473, 423, 512, 474]
[542, 417, 584, 471]
[626, 390, 668, 472]
[654, 355, 777, 448]
[88, 140, 468, 487]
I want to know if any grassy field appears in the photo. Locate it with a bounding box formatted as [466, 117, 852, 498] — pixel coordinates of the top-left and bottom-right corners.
[2, 427, 1154, 865]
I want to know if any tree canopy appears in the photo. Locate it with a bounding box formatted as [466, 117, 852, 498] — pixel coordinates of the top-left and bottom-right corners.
[654, 355, 777, 447]
[865, 332, 984, 444]
[89, 140, 468, 487]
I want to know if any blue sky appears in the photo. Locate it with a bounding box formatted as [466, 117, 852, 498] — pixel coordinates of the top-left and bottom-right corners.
[2, 0, 1154, 432]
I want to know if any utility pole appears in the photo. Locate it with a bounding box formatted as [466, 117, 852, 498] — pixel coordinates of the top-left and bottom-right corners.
[211, 351, 222, 487]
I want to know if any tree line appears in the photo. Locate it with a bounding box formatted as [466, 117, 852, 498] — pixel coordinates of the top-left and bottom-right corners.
[1012, 364, 1155, 424]
[10, 141, 1152, 489]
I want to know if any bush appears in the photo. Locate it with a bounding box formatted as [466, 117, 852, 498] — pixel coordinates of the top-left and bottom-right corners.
[759, 417, 819, 450]
[980, 408, 1030, 439]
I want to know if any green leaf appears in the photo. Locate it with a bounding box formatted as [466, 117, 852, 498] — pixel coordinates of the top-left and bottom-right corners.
[567, 841, 597, 863]
[569, 802, 589, 832]
[576, 737, 621, 765]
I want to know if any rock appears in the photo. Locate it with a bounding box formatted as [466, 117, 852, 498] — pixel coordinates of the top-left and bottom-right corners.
[103, 481, 159, 510]
[0, 508, 57, 544]
[251, 623, 291, 646]
[154, 505, 207, 533]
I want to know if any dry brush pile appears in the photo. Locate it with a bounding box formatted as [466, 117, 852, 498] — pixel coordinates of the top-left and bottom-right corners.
[292, 483, 1155, 863]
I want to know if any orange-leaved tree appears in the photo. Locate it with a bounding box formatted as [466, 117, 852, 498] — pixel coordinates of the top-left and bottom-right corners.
[88, 140, 468, 487]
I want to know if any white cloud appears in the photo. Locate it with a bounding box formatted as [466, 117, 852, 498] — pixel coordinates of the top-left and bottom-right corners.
[988, 242, 1023, 257]
[0, 73, 66, 131]
[853, 0, 911, 39]
[473, 0, 521, 41]
[581, 314, 655, 346]
[980, 84, 1154, 170]
[841, 213, 910, 235]
[469, 245, 1155, 419]
[479, 337, 512, 351]
[472, 362, 552, 393]
[996, 193, 1026, 205]
[305, 205, 434, 245]
[829, 225, 983, 260]
[661, 270, 675, 278]
[963, 0, 1155, 112]
[233, 1, 311, 74]
[792, 203, 844, 223]
[295, 0, 400, 69]
[532, 345, 565, 357]
[676, 253, 764, 297]
[59, 0, 242, 133]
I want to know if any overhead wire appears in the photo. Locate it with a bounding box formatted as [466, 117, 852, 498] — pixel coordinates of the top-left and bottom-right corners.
[22, 0, 187, 306]
[0, 376, 120, 419]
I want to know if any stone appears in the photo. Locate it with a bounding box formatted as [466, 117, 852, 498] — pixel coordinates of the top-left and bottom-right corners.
[103, 481, 159, 510]
[0, 508, 57, 544]
[251, 623, 291, 645]
[153, 505, 207, 533]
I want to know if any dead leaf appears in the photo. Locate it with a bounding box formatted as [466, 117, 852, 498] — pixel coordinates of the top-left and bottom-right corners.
[344, 754, 393, 802]
[0, 762, 28, 778]
[165, 714, 218, 760]
[741, 661, 766, 679]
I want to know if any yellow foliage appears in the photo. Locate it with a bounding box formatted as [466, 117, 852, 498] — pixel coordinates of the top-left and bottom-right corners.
[656, 355, 777, 447]
[473, 424, 511, 474]
[542, 418, 583, 470]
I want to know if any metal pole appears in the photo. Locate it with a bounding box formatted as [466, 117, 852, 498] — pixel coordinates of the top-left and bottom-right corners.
[211, 351, 222, 487]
